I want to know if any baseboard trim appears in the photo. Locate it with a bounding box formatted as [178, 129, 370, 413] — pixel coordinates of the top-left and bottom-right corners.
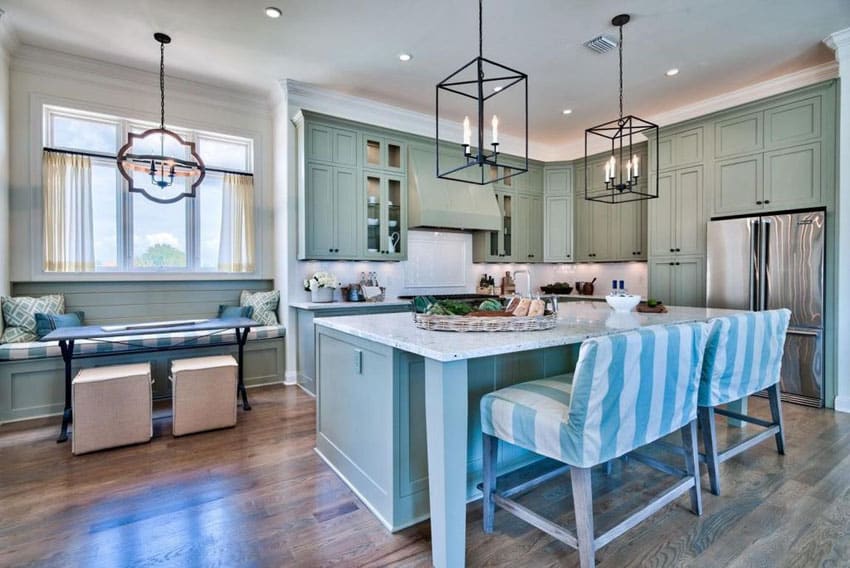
[284, 371, 298, 386]
[296, 382, 316, 398]
[834, 396, 850, 414]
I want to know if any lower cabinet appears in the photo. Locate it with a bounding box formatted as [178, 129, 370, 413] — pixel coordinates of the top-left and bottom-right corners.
[649, 256, 706, 307]
[543, 194, 573, 262]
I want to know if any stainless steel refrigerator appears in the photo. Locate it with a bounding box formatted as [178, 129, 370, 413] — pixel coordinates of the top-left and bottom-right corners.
[706, 210, 825, 407]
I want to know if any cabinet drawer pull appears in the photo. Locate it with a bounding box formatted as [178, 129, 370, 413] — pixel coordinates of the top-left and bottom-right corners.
[756, 200, 763, 205]
[669, 262, 674, 266]
[764, 200, 771, 204]
[675, 248, 680, 252]
[670, 248, 674, 252]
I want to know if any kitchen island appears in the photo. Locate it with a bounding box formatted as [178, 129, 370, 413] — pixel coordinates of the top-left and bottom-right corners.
[314, 302, 741, 567]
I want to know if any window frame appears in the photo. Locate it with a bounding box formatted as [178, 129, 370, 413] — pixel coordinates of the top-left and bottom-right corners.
[42, 105, 255, 275]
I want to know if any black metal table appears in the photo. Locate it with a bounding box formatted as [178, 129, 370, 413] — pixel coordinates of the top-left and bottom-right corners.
[41, 317, 257, 443]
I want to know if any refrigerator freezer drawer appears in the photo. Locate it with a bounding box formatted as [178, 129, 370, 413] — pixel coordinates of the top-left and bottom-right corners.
[778, 328, 823, 407]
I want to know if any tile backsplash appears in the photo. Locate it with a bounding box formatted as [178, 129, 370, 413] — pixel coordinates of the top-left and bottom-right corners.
[295, 230, 647, 302]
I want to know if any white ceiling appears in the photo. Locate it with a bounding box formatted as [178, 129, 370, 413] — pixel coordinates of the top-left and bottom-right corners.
[1, 0, 848, 146]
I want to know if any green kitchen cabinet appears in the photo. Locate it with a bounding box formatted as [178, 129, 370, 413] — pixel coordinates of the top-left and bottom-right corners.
[656, 126, 704, 171]
[763, 142, 822, 210]
[306, 122, 358, 166]
[648, 256, 706, 307]
[544, 194, 573, 262]
[514, 193, 543, 262]
[573, 192, 612, 261]
[362, 133, 406, 174]
[615, 199, 646, 261]
[363, 171, 407, 260]
[544, 165, 573, 195]
[473, 191, 514, 261]
[649, 166, 705, 257]
[301, 163, 360, 259]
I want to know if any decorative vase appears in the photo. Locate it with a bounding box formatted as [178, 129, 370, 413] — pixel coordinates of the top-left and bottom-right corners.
[311, 287, 334, 303]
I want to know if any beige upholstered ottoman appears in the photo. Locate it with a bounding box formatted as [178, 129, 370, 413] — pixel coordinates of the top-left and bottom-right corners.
[169, 355, 238, 436]
[72, 363, 153, 455]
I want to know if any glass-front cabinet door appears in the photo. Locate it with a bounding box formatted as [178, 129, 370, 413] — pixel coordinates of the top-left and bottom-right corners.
[363, 171, 407, 260]
[362, 134, 406, 174]
[484, 191, 512, 260]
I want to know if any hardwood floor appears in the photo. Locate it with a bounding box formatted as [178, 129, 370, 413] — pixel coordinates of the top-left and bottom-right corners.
[1, 385, 848, 567]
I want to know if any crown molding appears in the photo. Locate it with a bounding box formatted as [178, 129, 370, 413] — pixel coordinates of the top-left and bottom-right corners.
[11, 44, 272, 116]
[824, 27, 850, 53]
[545, 61, 839, 161]
[0, 9, 21, 58]
[283, 79, 548, 160]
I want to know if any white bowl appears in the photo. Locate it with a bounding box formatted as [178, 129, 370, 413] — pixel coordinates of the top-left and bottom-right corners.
[605, 312, 640, 330]
[388, 220, 398, 227]
[605, 294, 640, 313]
[367, 218, 380, 226]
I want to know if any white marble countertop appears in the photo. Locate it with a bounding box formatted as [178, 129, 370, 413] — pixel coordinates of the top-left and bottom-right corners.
[290, 299, 411, 310]
[314, 302, 742, 362]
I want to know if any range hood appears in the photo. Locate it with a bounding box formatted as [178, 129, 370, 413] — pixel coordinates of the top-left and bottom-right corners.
[407, 145, 502, 231]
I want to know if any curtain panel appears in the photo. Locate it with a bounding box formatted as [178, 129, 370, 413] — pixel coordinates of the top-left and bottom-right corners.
[42, 150, 95, 272]
[218, 173, 255, 273]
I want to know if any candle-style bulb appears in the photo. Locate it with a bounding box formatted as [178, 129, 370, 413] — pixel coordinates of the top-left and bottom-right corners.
[491, 115, 499, 144]
[626, 160, 633, 182]
[633, 154, 639, 177]
[463, 116, 471, 146]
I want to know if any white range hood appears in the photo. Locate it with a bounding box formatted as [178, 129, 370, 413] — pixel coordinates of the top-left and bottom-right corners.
[407, 144, 502, 231]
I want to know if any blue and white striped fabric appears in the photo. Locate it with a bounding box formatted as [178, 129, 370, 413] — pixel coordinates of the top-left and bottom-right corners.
[0, 325, 286, 361]
[481, 322, 710, 469]
[698, 309, 790, 407]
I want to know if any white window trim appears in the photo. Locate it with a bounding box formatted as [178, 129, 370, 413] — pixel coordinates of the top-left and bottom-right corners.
[41, 105, 258, 277]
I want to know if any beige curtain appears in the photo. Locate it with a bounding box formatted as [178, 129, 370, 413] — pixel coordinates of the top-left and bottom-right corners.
[218, 173, 255, 272]
[42, 151, 95, 272]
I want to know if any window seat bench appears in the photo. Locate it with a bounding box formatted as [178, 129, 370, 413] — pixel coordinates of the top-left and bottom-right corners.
[0, 325, 286, 424]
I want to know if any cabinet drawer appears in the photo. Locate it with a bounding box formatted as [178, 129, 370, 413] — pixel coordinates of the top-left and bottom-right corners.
[715, 111, 763, 158]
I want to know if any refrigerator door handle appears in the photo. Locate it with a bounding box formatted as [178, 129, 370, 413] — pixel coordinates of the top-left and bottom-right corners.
[749, 219, 759, 311]
[787, 328, 820, 337]
[760, 219, 770, 312]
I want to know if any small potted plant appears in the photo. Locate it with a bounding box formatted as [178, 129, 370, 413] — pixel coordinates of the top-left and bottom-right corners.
[304, 271, 339, 303]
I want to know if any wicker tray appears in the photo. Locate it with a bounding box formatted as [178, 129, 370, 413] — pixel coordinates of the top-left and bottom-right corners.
[413, 312, 557, 332]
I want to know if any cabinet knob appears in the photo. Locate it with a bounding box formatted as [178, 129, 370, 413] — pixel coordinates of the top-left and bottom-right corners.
[756, 200, 763, 205]
[670, 248, 675, 252]
[329, 248, 333, 253]
[764, 200, 771, 204]
[676, 262, 681, 266]
[675, 248, 681, 252]
[636, 251, 641, 255]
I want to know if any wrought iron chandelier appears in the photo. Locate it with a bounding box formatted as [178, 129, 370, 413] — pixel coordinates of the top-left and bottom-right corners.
[585, 14, 658, 204]
[117, 33, 205, 204]
[436, 0, 528, 185]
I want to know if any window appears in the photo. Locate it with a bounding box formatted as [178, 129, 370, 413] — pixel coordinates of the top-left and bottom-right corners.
[43, 106, 254, 273]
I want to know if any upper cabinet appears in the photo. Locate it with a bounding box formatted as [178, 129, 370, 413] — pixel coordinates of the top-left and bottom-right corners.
[544, 166, 573, 194]
[362, 133, 406, 174]
[473, 191, 514, 262]
[306, 123, 358, 166]
[301, 163, 360, 259]
[657, 127, 704, 171]
[649, 166, 705, 257]
[544, 194, 573, 262]
[363, 172, 407, 259]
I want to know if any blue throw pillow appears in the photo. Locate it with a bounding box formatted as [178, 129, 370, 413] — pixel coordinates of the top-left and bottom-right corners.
[218, 305, 254, 319]
[35, 312, 85, 339]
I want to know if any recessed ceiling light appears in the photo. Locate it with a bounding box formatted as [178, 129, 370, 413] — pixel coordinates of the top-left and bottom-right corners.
[562, 109, 573, 115]
[265, 6, 282, 18]
[493, 86, 503, 92]
[398, 53, 412, 62]
[665, 68, 679, 77]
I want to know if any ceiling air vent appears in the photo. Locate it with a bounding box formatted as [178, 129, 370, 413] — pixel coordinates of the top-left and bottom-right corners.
[583, 35, 617, 54]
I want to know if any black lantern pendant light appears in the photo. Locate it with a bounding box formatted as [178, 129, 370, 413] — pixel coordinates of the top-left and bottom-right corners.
[584, 14, 658, 204]
[117, 33, 205, 204]
[436, 0, 528, 185]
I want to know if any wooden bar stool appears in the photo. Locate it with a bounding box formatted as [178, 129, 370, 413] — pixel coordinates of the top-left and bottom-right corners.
[480, 322, 711, 568]
[698, 309, 791, 495]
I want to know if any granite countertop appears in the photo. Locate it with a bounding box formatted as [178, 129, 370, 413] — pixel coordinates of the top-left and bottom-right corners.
[314, 302, 741, 362]
[290, 298, 411, 310]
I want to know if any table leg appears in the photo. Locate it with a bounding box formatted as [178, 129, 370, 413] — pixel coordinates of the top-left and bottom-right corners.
[236, 327, 251, 411]
[424, 358, 469, 568]
[57, 339, 74, 443]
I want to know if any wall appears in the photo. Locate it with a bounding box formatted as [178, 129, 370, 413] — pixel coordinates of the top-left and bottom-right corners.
[0, 17, 11, 297]
[8, 45, 274, 282]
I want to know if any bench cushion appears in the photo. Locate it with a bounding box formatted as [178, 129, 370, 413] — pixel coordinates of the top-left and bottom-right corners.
[0, 325, 286, 361]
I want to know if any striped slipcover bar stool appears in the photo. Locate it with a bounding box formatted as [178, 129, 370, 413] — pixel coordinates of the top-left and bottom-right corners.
[480, 322, 711, 568]
[698, 309, 791, 495]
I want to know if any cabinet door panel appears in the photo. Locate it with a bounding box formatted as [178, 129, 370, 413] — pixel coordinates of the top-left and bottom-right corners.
[674, 258, 706, 307]
[334, 129, 358, 166]
[544, 195, 572, 262]
[528, 195, 544, 261]
[544, 168, 572, 194]
[616, 200, 643, 260]
[657, 137, 674, 171]
[714, 154, 763, 215]
[573, 192, 592, 261]
[676, 167, 705, 256]
[676, 127, 703, 166]
[515, 194, 531, 261]
[764, 143, 821, 209]
[765, 97, 821, 149]
[589, 200, 612, 260]
[305, 163, 336, 257]
[649, 172, 676, 256]
[334, 168, 360, 257]
[307, 124, 334, 163]
[715, 112, 763, 157]
[649, 260, 674, 304]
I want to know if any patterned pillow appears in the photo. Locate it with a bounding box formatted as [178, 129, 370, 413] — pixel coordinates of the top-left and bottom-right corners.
[218, 305, 254, 319]
[35, 311, 85, 339]
[240, 290, 279, 326]
[1, 295, 65, 343]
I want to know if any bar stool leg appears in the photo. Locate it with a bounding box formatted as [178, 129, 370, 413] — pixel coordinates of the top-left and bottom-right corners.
[680, 420, 702, 515]
[570, 466, 595, 568]
[482, 433, 498, 533]
[699, 406, 721, 496]
[767, 383, 786, 455]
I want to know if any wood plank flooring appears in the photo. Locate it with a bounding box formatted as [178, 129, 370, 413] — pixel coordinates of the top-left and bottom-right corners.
[1, 384, 848, 567]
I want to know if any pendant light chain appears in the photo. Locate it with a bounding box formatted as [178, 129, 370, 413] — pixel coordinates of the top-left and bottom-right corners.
[159, 40, 166, 130]
[618, 23, 624, 121]
[478, 0, 483, 60]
